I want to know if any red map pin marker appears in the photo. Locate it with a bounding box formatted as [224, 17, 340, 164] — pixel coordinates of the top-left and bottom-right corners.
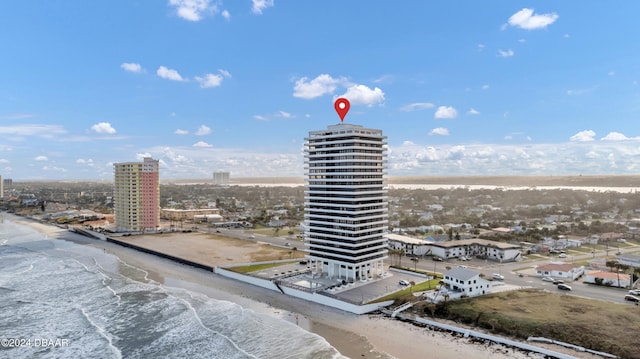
[334, 98, 350, 122]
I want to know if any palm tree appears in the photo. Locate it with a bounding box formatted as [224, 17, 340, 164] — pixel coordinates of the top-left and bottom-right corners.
[411, 257, 419, 271]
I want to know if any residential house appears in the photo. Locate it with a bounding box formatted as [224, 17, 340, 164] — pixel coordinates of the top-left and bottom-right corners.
[442, 267, 491, 298]
[535, 262, 584, 280]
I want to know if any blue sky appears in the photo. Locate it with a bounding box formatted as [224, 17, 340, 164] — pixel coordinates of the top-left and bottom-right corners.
[2, 1, 640, 180]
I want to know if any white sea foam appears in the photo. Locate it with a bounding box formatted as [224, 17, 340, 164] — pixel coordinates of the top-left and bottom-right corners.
[0, 215, 345, 359]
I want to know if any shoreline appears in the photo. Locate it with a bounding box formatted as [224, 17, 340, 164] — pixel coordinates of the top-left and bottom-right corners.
[5, 213, 589, 359]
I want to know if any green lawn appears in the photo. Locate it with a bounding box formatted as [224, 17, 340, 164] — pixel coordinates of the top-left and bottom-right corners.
[371, 278, 441, 303]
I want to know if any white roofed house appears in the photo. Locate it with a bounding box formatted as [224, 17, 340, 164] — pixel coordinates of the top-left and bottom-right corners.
[441, 267, 491, 300]
[536, 263, 585, 281]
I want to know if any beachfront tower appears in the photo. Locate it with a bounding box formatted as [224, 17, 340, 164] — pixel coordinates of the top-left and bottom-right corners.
[212, 171, 230, 185]
[114, 157, 160, 232]
[304, 124, 388, 282]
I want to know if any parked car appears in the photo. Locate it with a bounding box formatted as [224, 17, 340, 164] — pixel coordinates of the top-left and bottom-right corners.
[541, 277, 554, 282]
[557, 284, 572, 291]
[553, 279, 565, 285]
[432, 256, 443, 261]
[624, 295, 640, 303]
[628, 289, 640, 296]
[558, 253, 567, 258]
[399, 280, 410, 286]
[492, 273, 504, 281]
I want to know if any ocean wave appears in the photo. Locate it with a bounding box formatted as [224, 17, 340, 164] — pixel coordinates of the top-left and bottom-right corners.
[0, 216, 344, 358]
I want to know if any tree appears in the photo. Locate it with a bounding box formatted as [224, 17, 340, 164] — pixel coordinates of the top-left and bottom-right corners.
[411, 257, 419, 271]
[409, 281, 416, 293]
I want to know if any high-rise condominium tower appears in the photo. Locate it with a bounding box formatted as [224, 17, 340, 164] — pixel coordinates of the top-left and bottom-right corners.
[114, 157, 160, 232]
[212, 171, 230, 185]
[304, 124, 388, 282]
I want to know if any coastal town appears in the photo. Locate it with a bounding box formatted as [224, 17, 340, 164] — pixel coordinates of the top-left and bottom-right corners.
[2, 172, 640, 358]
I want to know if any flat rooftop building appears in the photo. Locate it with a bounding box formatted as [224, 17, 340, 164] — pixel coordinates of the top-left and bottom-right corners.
[114, 157, 160, 232]
[304, 124, 388, 282]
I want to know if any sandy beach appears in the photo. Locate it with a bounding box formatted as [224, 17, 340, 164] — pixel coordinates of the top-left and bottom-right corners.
[9, 215, 588, 359]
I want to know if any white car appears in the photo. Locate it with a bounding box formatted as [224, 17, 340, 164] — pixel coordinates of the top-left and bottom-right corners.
[492, 273, 504, 281]
[541, 277, 554, 282]
[558, 253, 567, 258]
[399, 280, 410, 286]
[629, 289, 640, 296]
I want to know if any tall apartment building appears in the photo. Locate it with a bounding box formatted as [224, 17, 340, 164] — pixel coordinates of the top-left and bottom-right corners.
[114, 157, 160, 232]
[212, 171, 230, 185]
[0, 175, 3, 198]
[304, 124, 388, 282]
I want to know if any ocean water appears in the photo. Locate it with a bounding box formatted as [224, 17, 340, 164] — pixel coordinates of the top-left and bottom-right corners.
[0, 217, 345, 359]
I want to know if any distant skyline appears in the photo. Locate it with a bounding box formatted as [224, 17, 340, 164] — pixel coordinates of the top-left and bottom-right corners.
[2, 2, 640, 179]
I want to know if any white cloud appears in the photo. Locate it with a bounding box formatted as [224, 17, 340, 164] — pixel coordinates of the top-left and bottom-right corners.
[157, 66, 185, 81]
[195, 73, 223, 88]
[42, 166, 66, 172]
[221, 10, 230, 20]
[175, 129, 189, 135]
[570, 130, 596, 142]
[120, 62, 142, 73]
[293, 74, 343, 99]
[218, 69, 232, 78]
[34, 155, 48, 161]
[252, 0, 274, 14]
[193, 141, 213, 147]
[518, 38, 526, 43]
[507, 8, 559, 30]
[400, 102, 434, 112]
[608, 71, 615, 76]
[467, 108, 480, 115]
[498, 49, 515, 58]
[76, 158, 94, 166]
[91, 122, 116, 134]
[277, 111, 294, 119]
[339, 84, 385, 106]
[0, 124, 67, 137]
[253, 115, 268, 121]
[429, 127, 450, 136]
[135, 153, 153, 161]
[195, 125, 212, 135]
[482, 84, 490, 90]
[434, 106, 458, 119]
[169, 0, 218, 21]
[601, 132, 639, 141]
[477, 44, 485, 51]
[0, 113, 35, 120]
